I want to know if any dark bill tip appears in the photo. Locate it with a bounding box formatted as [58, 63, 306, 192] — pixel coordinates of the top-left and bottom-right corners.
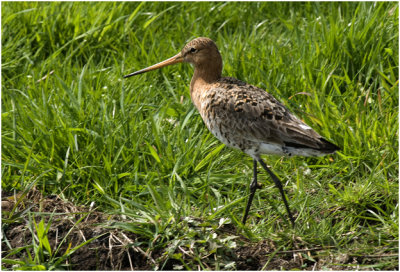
[123, 71, 144, 78]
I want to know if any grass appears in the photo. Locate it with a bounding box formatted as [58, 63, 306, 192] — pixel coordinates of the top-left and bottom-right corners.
[3, 211, 101, 270]
[2, 1, 399, 270]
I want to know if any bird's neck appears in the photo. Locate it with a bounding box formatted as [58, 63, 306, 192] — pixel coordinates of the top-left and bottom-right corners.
[190, 66, 221, 111]
[191, 67, 220, 87]
[190, 59, 222, 91]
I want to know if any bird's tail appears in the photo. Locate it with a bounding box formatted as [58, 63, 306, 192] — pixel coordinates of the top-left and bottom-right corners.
[318, 138, 340, 154]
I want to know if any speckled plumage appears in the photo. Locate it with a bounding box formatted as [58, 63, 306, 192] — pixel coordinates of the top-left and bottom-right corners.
[194, 76, 338, 159]
[124, 37, 340, 225]
[178, 38, 339, 159]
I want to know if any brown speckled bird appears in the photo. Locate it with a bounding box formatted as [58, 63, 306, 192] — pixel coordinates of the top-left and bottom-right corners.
[124, 37, 340, 226]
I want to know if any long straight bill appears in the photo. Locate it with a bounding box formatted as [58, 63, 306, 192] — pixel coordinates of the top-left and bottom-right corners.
[124, 53, 183, 78]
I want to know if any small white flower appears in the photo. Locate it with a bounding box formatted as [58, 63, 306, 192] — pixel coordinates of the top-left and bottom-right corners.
[219, 217, 228, 227]
[212, 205, 224, 212]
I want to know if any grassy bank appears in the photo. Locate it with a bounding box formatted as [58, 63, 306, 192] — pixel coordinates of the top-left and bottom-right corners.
[2, 2, 398, 270]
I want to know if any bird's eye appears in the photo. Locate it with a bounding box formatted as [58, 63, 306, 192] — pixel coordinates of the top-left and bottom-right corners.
[190, 47, 197, 53]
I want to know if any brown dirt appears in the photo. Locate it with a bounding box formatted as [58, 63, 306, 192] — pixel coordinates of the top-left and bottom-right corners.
[2, 189, 149, 270]
[2, 189, 398, 270]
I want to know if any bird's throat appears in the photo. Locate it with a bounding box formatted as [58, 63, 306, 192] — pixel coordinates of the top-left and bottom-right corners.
[190, 64, 221, 92]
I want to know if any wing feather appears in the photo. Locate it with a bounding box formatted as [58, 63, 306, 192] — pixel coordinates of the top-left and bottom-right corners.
[202, 77, 332, 151]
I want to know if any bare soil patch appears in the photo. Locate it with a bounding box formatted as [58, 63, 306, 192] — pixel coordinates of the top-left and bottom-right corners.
[2, 189, 397, 270]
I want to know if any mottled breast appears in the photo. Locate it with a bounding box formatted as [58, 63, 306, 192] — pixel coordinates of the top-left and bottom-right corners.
[196, 78, 281, 153]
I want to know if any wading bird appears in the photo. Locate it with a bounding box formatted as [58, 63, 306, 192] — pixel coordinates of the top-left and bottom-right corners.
[124, 37, 339, 226]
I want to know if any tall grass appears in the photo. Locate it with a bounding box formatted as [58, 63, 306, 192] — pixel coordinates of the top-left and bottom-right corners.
[2, 1, 398, 269]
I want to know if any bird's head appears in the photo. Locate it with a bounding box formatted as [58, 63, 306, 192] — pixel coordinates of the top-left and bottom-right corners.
[124, 37, 222, 79]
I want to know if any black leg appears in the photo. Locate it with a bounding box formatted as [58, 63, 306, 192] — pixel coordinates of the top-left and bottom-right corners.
[242, 159, 260, 224]
[257, 158, 295, 226]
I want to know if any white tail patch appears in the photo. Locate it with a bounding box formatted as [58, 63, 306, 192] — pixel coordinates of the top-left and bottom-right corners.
[299, 124, 312, 130]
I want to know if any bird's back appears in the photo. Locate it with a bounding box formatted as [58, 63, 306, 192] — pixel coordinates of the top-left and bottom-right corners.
[195, 77, 339, 158]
